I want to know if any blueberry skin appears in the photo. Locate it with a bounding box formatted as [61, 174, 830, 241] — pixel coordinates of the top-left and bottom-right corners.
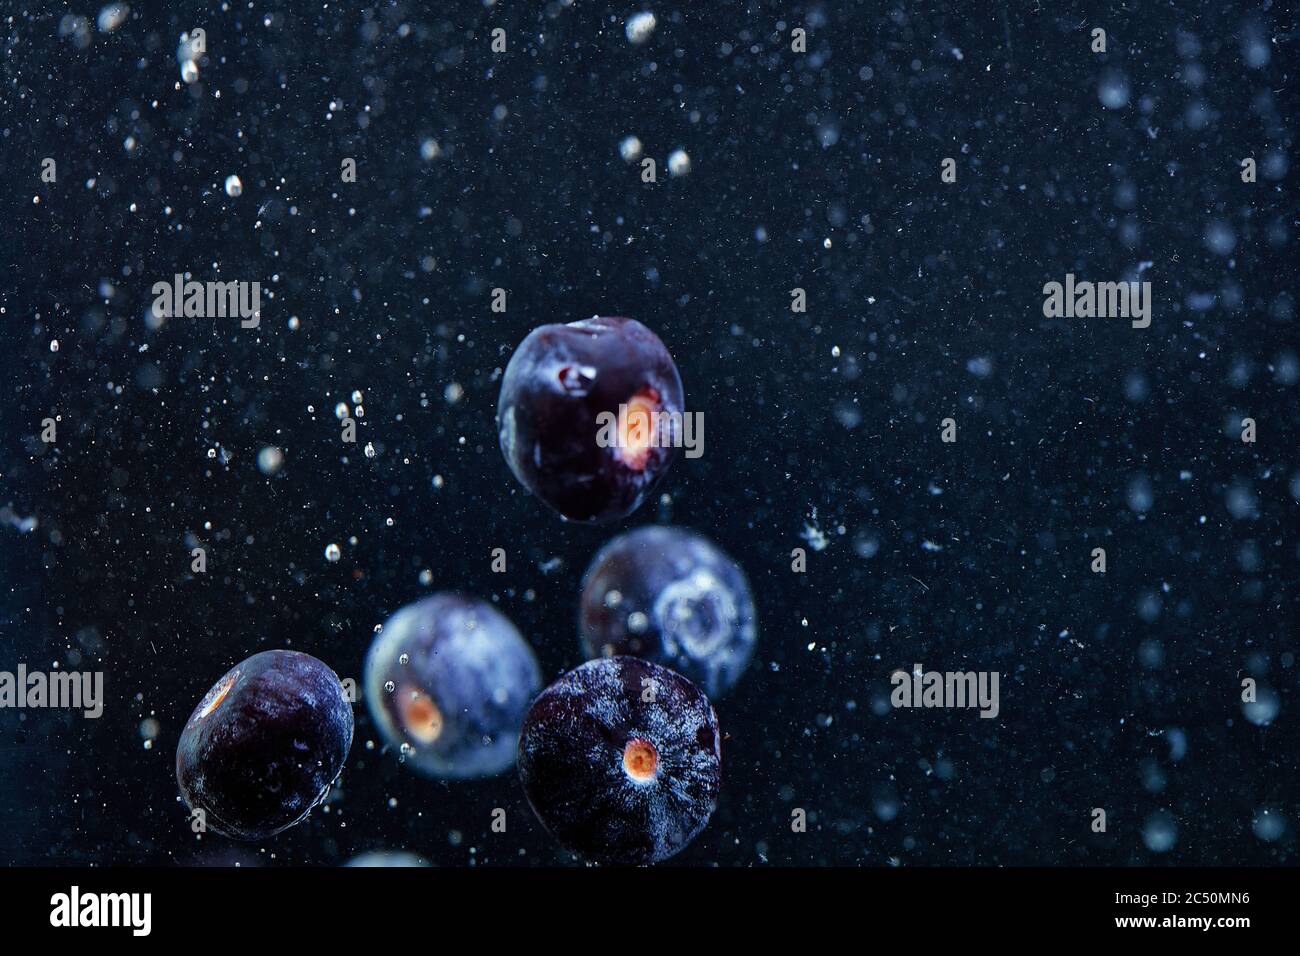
[580, 526, 757, 697]
[365, 593, 542, 779]
[497, 316, 685, 523]
[344, 851, 430, 867]
[518, 657, 721, 865]
[175, 650, 353, 841]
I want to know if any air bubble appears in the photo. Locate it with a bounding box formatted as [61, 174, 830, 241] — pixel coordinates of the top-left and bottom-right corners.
[625, 11, 657, 45]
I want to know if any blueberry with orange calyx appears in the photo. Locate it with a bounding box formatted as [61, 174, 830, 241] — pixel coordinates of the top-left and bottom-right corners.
[518, 656, 721, 865]
[365, 593, 541, 779]
[176, 649, 353, 841]
[497, 316, 685, 523]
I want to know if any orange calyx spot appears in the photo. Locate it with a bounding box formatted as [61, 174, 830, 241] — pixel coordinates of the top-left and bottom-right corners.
[616, 389, 660, 471]
[199, 672, 238, 719]
[399, 686, 444, 744]
[622, 737, 659, 783]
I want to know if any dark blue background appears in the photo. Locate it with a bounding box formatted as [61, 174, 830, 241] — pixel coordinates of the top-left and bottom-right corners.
[1, 0, 1296, 865]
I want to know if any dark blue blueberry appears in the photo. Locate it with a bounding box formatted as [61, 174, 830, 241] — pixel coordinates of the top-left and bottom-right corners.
[497, 316, 685, 523]
[518, 656, 721, 865]
[579, 525, 757, 696]
[176, 649, 353, 841]
[365, 593, 541, 779]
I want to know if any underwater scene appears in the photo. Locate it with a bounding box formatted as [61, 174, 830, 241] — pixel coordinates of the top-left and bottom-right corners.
[1, 0, 1296, 881]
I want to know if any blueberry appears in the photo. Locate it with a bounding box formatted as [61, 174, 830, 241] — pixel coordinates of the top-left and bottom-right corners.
[579, 525, 756, 697]
[175, 650, 353, 841]
[518, 657, 721, 865]
[344, 851, 430, 867]
[497, 316, 685, 523]
[365, 593, 542, 779]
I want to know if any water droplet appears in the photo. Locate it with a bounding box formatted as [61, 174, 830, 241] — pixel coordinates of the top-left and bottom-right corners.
[625, 11, 657, 45]
[1142, 811, 1178, 853]
[97, 4, 129, 33]
[1098, 71, 1130, 109]
[257, 446, 284, 476]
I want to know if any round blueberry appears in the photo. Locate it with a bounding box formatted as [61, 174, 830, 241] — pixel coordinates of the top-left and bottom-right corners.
[497, 316, 685, 523]
[518, 657, 721, 865]
[175, 649, 354, 841]
[580, 525, 757, 696]
[365, 593, 542, 779]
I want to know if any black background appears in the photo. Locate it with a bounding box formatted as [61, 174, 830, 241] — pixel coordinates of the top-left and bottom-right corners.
[1, 0, 1296, 866]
